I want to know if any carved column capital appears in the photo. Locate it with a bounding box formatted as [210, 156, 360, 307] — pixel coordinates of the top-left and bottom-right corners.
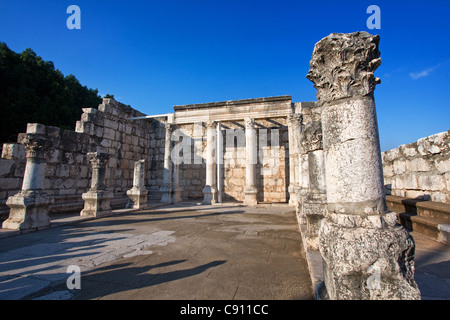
[244, 118, 255, 129]
[22, 134, 51, 161]
[306, 32, 382, 103]
[205, 121, 216, 129]
[87, 152, 110, 169]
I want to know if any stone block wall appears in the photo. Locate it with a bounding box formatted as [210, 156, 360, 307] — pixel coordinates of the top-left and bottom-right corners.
[146, 120, 167, 201]
[175, 123, 206, 200]
[0, 144, 26, 216]
[382, 130, 450, 203]
[0, 98, 164, 216]
[256, 118, 289, 203]
[222, 121, 246, 202]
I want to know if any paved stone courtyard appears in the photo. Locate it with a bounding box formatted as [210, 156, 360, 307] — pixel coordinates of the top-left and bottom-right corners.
[0, 203, 314, 300]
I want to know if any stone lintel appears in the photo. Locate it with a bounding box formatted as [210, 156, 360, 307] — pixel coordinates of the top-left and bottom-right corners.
[174, 95, 292, 111]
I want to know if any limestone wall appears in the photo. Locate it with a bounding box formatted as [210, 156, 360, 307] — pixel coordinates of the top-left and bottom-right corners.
[175, 123, 206, 200]
[0, 98, 163, 216]
[382, 130, 450, 203]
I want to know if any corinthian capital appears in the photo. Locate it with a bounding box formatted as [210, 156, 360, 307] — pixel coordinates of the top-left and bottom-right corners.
[244, 118, 255, 129]
[87, 152, 110, 169]
[306, 32, 382, 103]
[22, 134, 52, 160]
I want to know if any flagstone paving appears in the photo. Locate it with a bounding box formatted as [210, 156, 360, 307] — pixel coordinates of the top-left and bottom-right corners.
[0, 203, 314, 300]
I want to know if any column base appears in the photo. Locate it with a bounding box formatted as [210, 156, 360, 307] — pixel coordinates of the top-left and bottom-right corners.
[81, 190, 113, 217]
[244, 187, 258, 206]
[202, 186, 216, 205]
[2, 191, 53, 230]
[319, 213, 421, 300]
[160, 186, 172, 204]
[126, 187, 148, 209]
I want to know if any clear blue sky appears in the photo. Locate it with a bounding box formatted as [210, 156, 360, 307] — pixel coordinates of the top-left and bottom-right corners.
[1, 0, 449, 151]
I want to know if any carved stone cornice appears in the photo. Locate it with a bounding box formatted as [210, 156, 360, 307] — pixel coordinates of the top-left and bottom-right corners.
[306, 32, 382, 103]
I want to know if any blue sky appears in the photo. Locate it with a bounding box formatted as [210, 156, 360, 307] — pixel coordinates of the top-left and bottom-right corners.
[0, 0, 449, 151]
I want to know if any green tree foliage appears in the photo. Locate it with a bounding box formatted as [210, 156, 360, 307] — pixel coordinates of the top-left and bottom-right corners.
[0, 42, 102, 143]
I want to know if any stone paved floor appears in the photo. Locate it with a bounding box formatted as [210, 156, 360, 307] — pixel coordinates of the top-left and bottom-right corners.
[412, 231, 450, 300]
[0, 202, 314, 300]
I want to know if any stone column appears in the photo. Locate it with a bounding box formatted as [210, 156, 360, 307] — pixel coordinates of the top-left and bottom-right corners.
[81, 152, 113, 217]
[126, 159, 148, 209]
[301, 119, 327, 251]
[2, 134, 53, 230]
[287, 113, 302, 206]
[202, 121, 216, 205]
[160, 122, 174, 203]
[172, 162, 182, 203]
[307, 32, 420, 299]
[244, 118, 258, 206]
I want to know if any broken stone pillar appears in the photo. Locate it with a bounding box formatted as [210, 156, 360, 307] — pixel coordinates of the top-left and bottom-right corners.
[126, 159, 148, 209]
[161, 123, 174, 203]
[202, 121, 217, 205]
[288, 113, 302, 207]
[307, 32, 420, 299]
[244, 118, 258, 206]
[2, 135, 53, 230]
[81, 152, 113, 217]
[301, 119, 327, 251]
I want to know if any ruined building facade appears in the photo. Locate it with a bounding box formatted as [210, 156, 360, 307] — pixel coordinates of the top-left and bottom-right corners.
[2, 31, 448, 299]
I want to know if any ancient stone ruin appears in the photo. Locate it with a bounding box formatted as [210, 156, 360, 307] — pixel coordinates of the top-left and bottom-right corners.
[1, 31, 448, 299]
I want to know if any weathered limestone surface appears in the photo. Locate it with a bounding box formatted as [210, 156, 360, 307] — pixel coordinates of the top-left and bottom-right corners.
[202, 121, 217, 205]
[298, 104, 327, 251]
[160, 122, 174, 203]
[2, 134, 53, 230]
[307, 31, 420, 299]
[382, 130, 450, 203]
[244, 118, 258, 206]
[126, 160, 148, 209]
[0, 98, 160, 217]
[288, 113, 302, 206]
[81, 152, 113, 217]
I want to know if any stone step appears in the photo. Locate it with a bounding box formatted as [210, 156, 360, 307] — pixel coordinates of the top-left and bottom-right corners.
[385, 195, 425, 215]
[399, 212, 450, 244]
[386, 195, 450, 244]
[416, 201, 450, 223]
[386, 195, 450, 222]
